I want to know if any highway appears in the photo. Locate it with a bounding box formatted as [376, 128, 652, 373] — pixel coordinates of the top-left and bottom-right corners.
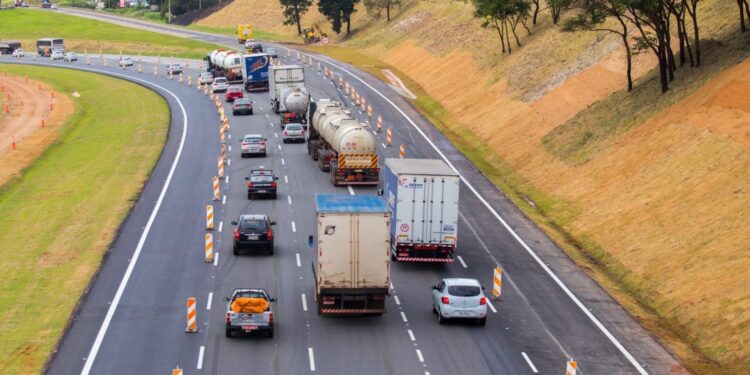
[5, 9, 685, 375]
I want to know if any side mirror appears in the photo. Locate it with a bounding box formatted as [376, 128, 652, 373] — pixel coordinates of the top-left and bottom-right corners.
[431, 285, 438, 290]
[264, 138, 268, 141]
[308, 235, 314, 248]
[224, 297, 230, 302]
[377, 189, 384, 197]
[274, 177, 279, 180]
[481, 285, 486, 291]
[269, 297, 277, 302]
[244, 177, 249, 180]
[230, 221, 238, 225]
[270, 221, 277, 226]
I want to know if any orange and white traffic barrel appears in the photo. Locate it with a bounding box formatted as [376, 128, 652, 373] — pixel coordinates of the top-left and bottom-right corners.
[493, 267, 503, 299]
[212, 176, 221, 201]
[386, 128, 392, 146]
[206, 205, 214, 231]
[204, 233, 214, 263]
[566, 360, 577, 375]
[186, 297, 198, 332]
[377, 115, 383, 132]
[367, 104, 373, 119]
[399, 144, 405, 158]
[217, 157, 224, 178]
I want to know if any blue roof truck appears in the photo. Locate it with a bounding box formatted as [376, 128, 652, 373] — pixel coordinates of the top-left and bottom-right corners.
[241, 53, 270, 92]
[383, 158, 460, 263]
[311, 194, 391, 315]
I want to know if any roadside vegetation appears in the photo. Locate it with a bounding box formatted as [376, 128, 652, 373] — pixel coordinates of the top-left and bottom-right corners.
[0, 65, 168, 374]
[0, 9, 219, 58]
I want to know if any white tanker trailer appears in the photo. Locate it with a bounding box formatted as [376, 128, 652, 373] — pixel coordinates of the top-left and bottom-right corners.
[279, 87, 310, 127]
[204, 49, 243, 83]
[308, 99, 379, 186]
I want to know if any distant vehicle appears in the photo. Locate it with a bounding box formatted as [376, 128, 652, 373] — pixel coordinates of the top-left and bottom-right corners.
[119, 57, 134, 67]
[205, 50, 243, 83]
[248, 43, 263, 54]
[50, 50, 64, 60]
[211, 77, 229, 93]
[384, 158, 460, 262]
[63, 52, 78, 62]
[11, 49, 25, 58]
[198, 72, 214, 84]
[302, 24, 327, 45]
[0, 41, 22, 55]
[240, 134, 266, 157]
[245, 168, 278, 199]
[225, 86, 244, 102]
[232, 98, 254, 116]
[282, 123, 305, 144]
[167, 63, 182, 75]
[266, 47, 278, 59]
[237, 24, 253, 44]
[41, 0, 51, 8]
[244, 39, 256, 49]
[432, 278, 487, 326]
[312, 194, 391, 315]
[36, 38, 64, 57]
[231, 214, 276, 255]
[225, 288, 275, 337]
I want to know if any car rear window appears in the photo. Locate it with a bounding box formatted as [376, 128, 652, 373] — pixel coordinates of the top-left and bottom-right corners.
[447, 285, 481, 297]
[244, 136, 262, 142]
[286, 125, 302, 131]
[240, 219, 265, 231]
[235, 99, 251, 104]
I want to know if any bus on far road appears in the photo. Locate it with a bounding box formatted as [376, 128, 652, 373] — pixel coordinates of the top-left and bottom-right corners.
[37, 38, 64, 56]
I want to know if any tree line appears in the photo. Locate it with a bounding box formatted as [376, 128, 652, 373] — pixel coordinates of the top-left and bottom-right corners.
[279, 0, 401, 35]
[473, 0, 750, 93]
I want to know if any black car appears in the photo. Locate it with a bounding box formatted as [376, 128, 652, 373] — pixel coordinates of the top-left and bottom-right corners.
[249, 43, 263, 53]
[232, 98, 254, 115]
[245, 168, 278, 199]
[232, 214, 275, 255]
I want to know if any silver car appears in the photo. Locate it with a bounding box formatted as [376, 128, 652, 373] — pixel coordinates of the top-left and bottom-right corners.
[240, 134, 267, 157]
[212, 77, 229, 93]
[198, 72, 214, 84]
[119, 57, 134, 67]
[432, 278, 488, 325]
[50, 50, 64, 60]
[282, 123, 305, 143]
[63, 52, 77, 62]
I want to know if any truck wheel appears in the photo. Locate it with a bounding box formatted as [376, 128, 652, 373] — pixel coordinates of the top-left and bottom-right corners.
[225, 328, 232, 337]
[432, 304, 437, 314]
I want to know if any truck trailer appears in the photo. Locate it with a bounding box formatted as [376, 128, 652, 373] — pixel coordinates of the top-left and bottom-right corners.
[384, 158, 460, 262]
[205, 49, 243, 83]
[241, 53, 270, 92]
[312, 194, 391, 315]
[269, 65, 306, 114]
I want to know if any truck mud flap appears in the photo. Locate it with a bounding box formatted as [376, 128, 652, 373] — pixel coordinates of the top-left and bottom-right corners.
[319, 308, 386, 315]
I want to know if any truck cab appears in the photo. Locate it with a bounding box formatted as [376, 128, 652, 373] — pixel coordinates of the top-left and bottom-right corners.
[225, 288, 275, 337]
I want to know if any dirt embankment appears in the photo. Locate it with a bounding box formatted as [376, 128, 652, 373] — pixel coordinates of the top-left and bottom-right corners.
[0, 73, 74, 186]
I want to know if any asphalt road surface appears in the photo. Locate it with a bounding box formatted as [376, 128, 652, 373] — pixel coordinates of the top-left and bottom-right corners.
[4, 9, 686, 375]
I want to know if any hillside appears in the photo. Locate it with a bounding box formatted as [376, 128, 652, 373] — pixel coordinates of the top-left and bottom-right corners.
[194, 0, 750, 372]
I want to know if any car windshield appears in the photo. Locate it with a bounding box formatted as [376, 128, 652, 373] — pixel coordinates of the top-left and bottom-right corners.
[447, 285, 481, 297]
[215, 78, 227, 84]
[239, 219, 265, 231]
[285, 124, 303, 131]
[243, 135, 262, 142]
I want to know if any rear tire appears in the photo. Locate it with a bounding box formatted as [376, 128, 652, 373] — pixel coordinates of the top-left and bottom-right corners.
[233, 246, 239, 255]
[477, 317, 486, 326]
[437, 310, 447, 325]
[266, 246, 274, 256]
[248, 193, 253, 200]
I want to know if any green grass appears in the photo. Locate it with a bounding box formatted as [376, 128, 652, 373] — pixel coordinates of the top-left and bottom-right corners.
[0, 65, 168, 374]
[0, 9, 221, 58]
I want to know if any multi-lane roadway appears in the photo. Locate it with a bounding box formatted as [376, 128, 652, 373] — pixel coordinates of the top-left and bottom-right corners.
[3, 9, 687, 375]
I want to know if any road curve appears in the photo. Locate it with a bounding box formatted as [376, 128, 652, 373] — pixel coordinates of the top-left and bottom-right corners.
[4, 12, 684, 375]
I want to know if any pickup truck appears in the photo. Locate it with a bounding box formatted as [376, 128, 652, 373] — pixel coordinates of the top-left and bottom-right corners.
[225, 288, 275, 337]
[245, 168, 278, 199]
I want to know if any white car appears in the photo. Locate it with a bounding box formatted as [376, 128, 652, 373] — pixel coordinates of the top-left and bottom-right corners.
[63, 52, 77, 62]
[431, 278, 488, 325]
[119, 57, 134, 67]
[211, 77, 229, 93]
[244, 39, 256, 49]
[198, 72, 214, 84]
[50, 50, 64, 60]
[282, 123, 305, 143]
[167, 63, 182, 75]
[11, 49, 25, 58]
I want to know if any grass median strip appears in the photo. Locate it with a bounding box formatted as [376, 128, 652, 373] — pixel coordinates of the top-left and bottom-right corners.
[0, 9, 220, 59]
[0, 65, 168, 374]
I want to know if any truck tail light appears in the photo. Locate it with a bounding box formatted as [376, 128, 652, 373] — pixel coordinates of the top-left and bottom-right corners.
[233, 230, 239, 240]
[323, 296, 336, 305]
[266, 229, 273, 240]
[283, 130, 288, 136]
[268, 311, 273, 323]
[247, 181, 253, 187]
[480, 297, 487, 306]
[225, 312, 231, 323]
[441, 296, 450, 305]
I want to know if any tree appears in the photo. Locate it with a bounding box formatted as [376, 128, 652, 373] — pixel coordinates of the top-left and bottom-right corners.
[280, 0, 313, 35]
[565, 0, 635, 91]
[547, 0, 571, 24]
[363, 0, 401, 21]
[473, 0, 530, 54]
[318, 0, 361, 34]
[737, 0, 749, 32]
[624, 0, 675, 93]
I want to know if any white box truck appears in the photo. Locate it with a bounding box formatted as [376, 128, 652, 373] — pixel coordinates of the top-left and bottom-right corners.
[269, 65, 305, 114]
[312, 194, 391, 315]
[383, 158, 460, 262]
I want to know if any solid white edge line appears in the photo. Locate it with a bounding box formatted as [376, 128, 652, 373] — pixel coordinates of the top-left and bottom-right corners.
[296, 253, 301, 267]
[291, 221, 296, 233]
[521, 352, 539, 373]
[206, 292, 213, 310]
[400, 311, 408, 323]
[347, 186, 355, 195]
[218, 221, 223, 233]
[295, 52, 648, 374]
[407, 329, 415, 341]
[308, 347, 316, 372]
[301, 293, 308, 311]
[197, 346, 205, 370]
[393, 295, 401, 305]
[457, 255, 468, 268]
[416, 349, 424, 363]
[77, 67, 189, 375]
[487, 300, 497, 313]
[213, 252, 219, 266]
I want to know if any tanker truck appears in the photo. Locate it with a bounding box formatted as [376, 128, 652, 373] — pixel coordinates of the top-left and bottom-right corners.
[205, 49, 243, 83]
[269, 65, 305, 114]
[308, 99, 379, 186]
[279, 88, 311, 127]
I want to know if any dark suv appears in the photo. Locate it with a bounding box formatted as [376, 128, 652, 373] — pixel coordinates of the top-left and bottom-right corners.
[232, 214, 276, 255]
[245, 168, 278, 199]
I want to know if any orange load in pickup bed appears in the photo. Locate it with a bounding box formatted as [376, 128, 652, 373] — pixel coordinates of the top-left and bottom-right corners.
[231, 297, 269, 313]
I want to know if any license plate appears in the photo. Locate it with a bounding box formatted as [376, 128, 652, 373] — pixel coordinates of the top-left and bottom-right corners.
[256, 190, 267, 193]
[247, 235, 258, 240]
[458, 311, 470, 316]
[241, 325, 257, 330]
